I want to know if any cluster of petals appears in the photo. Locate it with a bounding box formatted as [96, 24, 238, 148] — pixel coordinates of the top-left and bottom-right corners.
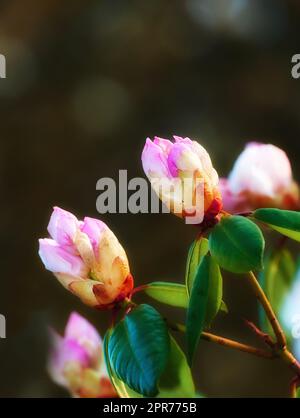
[220, 143, 299, 213]
[39, 207, 133, 309]
[142, 136, 222, 223]
[49, 312, 116, 398]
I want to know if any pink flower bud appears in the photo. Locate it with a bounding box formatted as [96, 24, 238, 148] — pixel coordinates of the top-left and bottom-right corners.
[220, 143, 299, 213]
[39, 207, 133, 309]
[49, 312, 117, 398]
[141, 136, 222, 224]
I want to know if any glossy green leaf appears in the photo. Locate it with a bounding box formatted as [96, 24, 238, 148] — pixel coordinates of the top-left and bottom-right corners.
[186, 255, 223, 364]
[254, 209, 300, 242]
[105, 331, 195, 398]
[185, 237, 209, 295]
[145, 282, 188, 308]
[104, 330, 143, 398]
[205, 257, 223, 327]
[107, 304, 170, 397]
[158, 335, 195, 398]
[186, 255, 210, 365]
[259, 249, 296, 340]
[209, 215, 265, 273]
[144, 281, 226, 317]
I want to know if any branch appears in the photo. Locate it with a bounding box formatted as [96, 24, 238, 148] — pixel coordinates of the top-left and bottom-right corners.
[280, 348, 300, 378]
[201, 331, 274, 359]
[244, 319, 276, 349]
[168, 322, 274, 359]
[247, 271, 300, 379]
[247, 271, 286, 349]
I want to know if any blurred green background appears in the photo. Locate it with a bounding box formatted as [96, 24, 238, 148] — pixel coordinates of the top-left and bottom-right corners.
[0, 0, 300, 397]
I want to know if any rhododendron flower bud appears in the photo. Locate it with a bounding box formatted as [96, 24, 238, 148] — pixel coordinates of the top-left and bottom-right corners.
[142, 136, 222, 224]
[49, 312, 116, 398]
[39, 207, 133, 309]
[220, 143, 299, 213]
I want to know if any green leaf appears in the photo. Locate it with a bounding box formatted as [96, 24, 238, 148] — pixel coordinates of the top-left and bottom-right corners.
[104, 330, 143, 398]
[158, 335, 195, 398]
[209, 215, 265, 273]
[144, 281, 226, 317]
[254, 209, 300, 242]
[104, 331, 195, 398]
[145, 282, 188, 308]
[185, 237, 209, 295]
[259, 249, 296, 341]
[186, 255, 210, 365]
[205, 257, 223, 327]
[220, 300, 228, 314]
[107, 304, 170, 397]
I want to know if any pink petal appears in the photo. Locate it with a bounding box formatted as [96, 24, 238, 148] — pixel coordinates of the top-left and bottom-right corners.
[47, 207, 79, 247]
[167, 142, 201, 176]
[219, 178, 250, 213]
[173, 136, 219, 186]
[65, 312, 102, 358]
[80, 217, 107, 255]
[48, 330, 66, 386]
[153, 136, 173, 154]
[141, 138, 170, 178]
[191, 141, 217, 181]
[48, 332, 90, 386]
[228, 143, 292, 196]
[173, 135, 193, 145]
[39, 238, 85, 276]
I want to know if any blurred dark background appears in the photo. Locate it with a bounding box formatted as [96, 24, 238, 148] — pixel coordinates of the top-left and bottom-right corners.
[0, 0, 300, 397]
